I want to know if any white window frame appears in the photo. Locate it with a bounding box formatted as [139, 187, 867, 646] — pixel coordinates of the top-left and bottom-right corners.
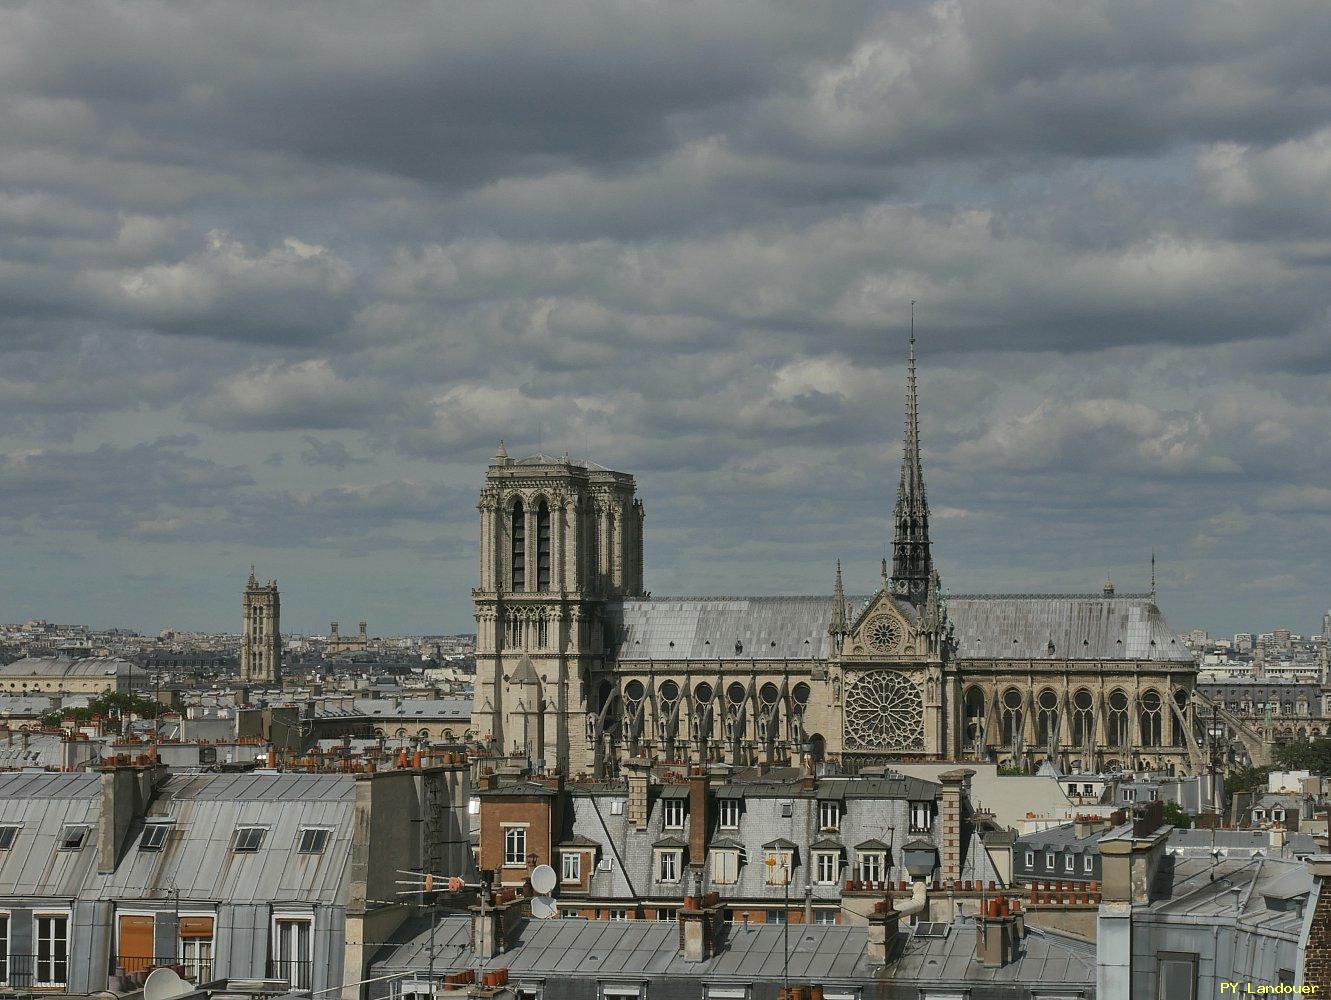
[815, 851, 838, 885]
[858, 852, 884, 884]
[608, 910, 628, 921]
[503, 825, 528, 867]
[178, 911, 216, 983]
[1045, 851, 1055, 869]
[561, 851, 582, 883]
[657, 849, 682, 883]
[818, 801, 840, 830]
[34, 910, 71, 987]
[1083, 855, 1094, 874]
[0, 910, 9, 986]
[1064, 854, 1074, 873]
[910, 802, 931, 832]
[663, 799, 685, 830]
[718, 800, 741, 829]
[271, 913, 314, 990]
[599, 983, 644, 999]
[1122, 788, 1136, 803]
[1024, 850, 1035, 867]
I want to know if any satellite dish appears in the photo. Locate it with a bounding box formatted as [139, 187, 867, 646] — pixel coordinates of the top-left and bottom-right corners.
[530, 863, 557, 895]
[144, 968, 192, 1000]
[531, 895, 558, 919]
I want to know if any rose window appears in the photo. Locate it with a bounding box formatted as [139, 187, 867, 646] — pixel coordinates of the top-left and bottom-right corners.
[864, 615, 903, 653]
[844, 671, 925, 751]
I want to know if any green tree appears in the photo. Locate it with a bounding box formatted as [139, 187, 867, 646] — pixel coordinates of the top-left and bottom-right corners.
[1274, 738, 1331, 775]
[1162, 800, 1192, 830]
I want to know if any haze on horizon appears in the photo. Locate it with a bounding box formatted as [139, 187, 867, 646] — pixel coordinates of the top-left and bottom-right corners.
[2, 1, 1330, 638]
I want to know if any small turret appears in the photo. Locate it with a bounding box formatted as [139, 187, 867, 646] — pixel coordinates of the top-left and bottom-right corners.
[830, 561, 847, 639]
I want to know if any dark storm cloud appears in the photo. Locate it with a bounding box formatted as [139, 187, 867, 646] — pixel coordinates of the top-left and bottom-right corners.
[3, 0, 1331, 633]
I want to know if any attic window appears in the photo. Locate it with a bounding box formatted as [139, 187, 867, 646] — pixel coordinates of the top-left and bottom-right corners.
[233, 826, 267, 853]
[58, 825, 89, 851]
[139, 824, 171, 851]
[298, 828, 330, 854]
[0, 825, 19, 850]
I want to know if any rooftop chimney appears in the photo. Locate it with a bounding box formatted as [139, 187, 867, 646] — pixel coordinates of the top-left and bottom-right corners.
[975, 897, 1020, 968]
[868, 902, 902, 962]
[625, 757, 650, 830]
[678, 872, 721, 962]
[689, 767, 708, 862]
[938, 768, 974, 884]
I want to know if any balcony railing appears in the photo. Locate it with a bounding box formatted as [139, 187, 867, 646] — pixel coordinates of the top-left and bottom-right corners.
[1, 954, 67, 990]
[112, 955, 214, 985]
[267, 958, 315, 991]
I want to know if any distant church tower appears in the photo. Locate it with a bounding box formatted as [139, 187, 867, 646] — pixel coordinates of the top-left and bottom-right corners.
[240, 568, 282, 685]
[472, 443, 645, 775]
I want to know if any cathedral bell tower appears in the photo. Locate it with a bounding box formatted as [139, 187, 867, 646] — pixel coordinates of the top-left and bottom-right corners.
[472, 445, 645, 775]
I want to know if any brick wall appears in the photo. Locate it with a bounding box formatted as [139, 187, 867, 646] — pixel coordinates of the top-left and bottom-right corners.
[1304, 880, 1331, 991]
[479, 795, 554, 884]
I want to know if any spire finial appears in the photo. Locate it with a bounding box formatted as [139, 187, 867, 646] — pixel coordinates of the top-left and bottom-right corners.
[1150, 550, 1157, 600]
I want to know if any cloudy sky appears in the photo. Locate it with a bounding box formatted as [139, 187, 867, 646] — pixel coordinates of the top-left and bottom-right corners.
[3, 1, 1331, 637]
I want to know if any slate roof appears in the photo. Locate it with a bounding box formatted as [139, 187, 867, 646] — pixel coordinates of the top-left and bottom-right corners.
[603, 592, 1191, 663]
[371, 917, 876, 985]
[1148, 855, 1309, 938]
[885, 922, 1096, 988]
[948, 594, 1190, 661]
[0, 772, 102, 898]
[605, 597, 844, 660]
[83, 771, 357, 905]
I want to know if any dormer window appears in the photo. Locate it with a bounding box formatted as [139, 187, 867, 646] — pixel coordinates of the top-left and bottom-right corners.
[711, 847, 742, 884]
[663, 799, 686, 830]
[655, 846, 683, 883]
[818, 800, 840, 831]
[719, 800, 741, 829]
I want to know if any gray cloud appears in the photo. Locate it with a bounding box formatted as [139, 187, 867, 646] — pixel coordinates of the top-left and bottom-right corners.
[2, 0, 1331, 634]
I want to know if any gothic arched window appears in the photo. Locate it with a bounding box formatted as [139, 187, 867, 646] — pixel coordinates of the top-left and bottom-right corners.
[1172, 689, 1189, 747]
[658, 681, 679, 743]
[510, 498, 526, 590]
[1072, 689, 1094, 747]
[1000, 688, 1023, 747]
[1036, 689, 1059, 747]
[1139, 689, 1162, 747]
[536, 499, 551, 591]
[964, 687, 986, 750]
[1107, 690, 1129, 747]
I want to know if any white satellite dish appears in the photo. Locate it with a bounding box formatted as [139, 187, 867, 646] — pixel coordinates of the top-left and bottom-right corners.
[530, 863, 557, 895]
[144, 968, 193, 1000]
[531, 895, 558, 919]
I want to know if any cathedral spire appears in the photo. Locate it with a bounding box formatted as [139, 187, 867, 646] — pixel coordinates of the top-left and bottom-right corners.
[830, 560, 847, 637]
[890, 302, 933, 604]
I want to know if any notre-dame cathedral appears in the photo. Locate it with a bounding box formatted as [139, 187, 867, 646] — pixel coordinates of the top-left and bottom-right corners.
[471, 339, 1204, 777]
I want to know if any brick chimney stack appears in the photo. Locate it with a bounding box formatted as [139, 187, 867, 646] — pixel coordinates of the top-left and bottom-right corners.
[938, 768, 974, 884]
[1302, 855, 1331, 992]
[625, 757, 650, 830]
[689, 767, 708, 862]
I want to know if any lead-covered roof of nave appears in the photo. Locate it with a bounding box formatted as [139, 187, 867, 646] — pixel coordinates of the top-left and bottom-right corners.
[605, 592, 1191, 663]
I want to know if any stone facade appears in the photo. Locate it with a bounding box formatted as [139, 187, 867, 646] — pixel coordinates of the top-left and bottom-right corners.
[239, 568, 282, 685]
[473, 346, 1203, 778]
